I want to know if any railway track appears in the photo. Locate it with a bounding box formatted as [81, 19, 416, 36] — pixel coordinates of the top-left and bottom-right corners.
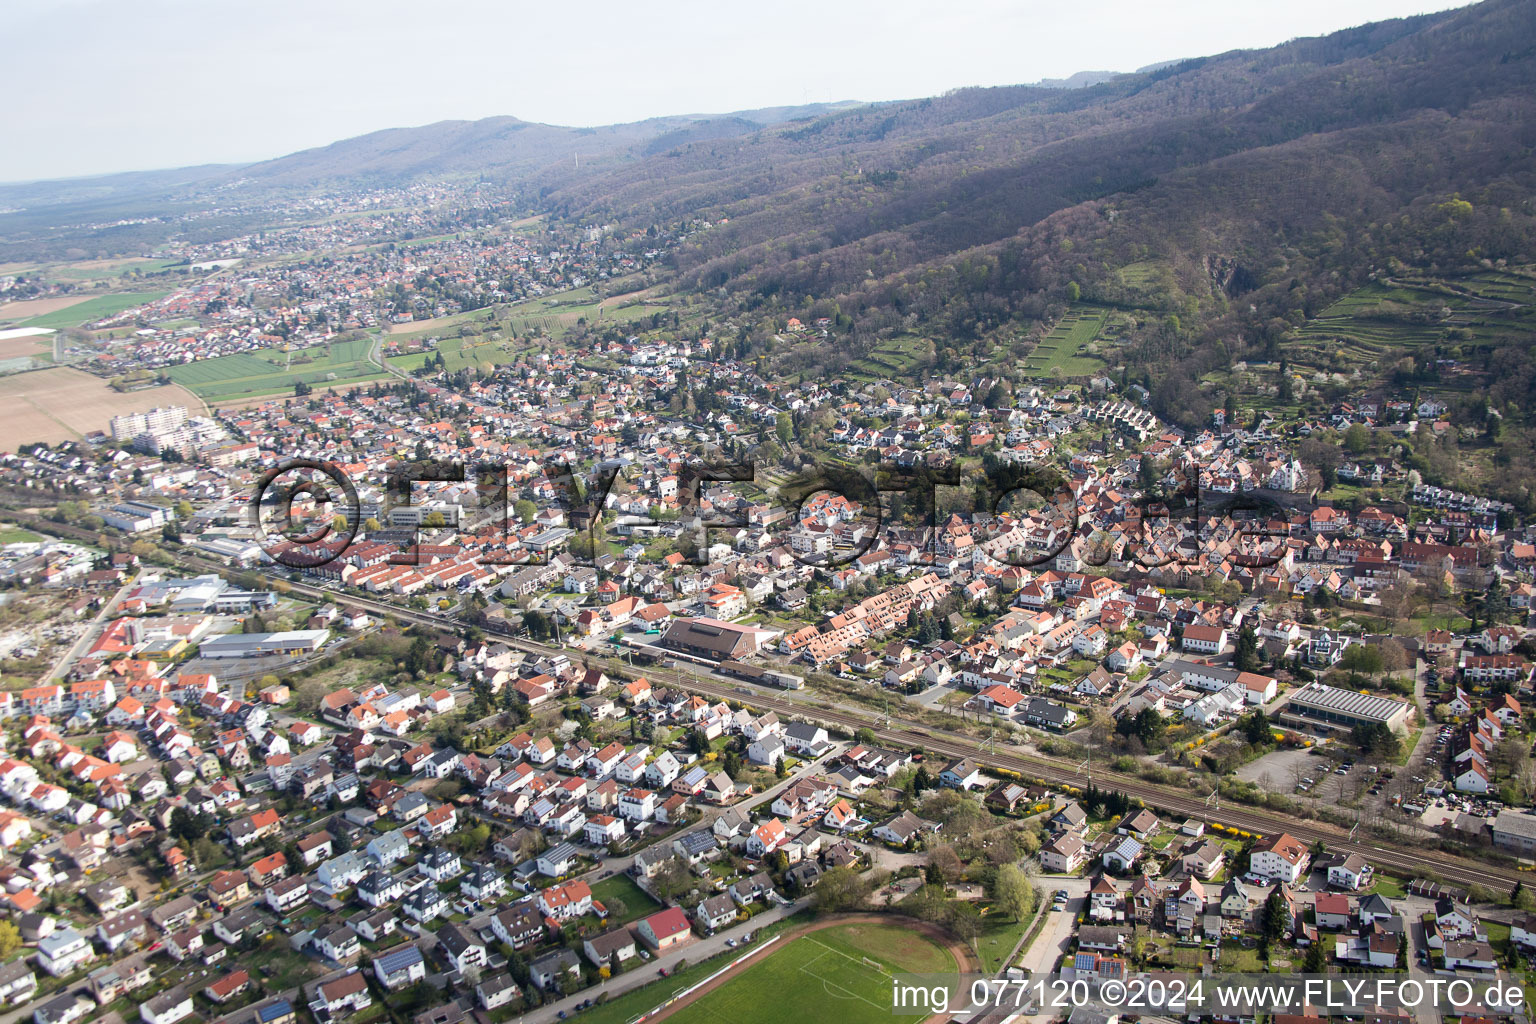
[8, 509, 1517, 892]
[260, 574, 1514, 892]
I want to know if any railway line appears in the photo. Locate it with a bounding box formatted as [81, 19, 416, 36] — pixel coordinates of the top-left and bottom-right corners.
[7, 508, 1519, 893]
[261, 572, 1517, 894]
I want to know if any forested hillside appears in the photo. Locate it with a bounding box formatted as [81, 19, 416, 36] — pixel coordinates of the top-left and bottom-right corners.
[537, 0, 1536, 430]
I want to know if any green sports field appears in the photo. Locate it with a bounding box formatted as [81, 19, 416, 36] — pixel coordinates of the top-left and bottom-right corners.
[662, 921, 957, 1024]
[19, 291, 169, 330]
[166, 337, 385, 400]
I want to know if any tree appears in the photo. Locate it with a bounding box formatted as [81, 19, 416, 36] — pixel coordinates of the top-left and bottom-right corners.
[451, 822, 492, 856]
[1339, 644, 1385, 677]
[1303, 937, 1328, 972]
[650, 857, 691, 903]
[1344, 423, 1370, 455]
[812, 866, 869, 913]
[1259, 890, 1287, 950]
[992, 863, 1035, 922]
[423, 510, 447, 529]
[1235, 625, 1260, 673]
[1350, 722, 1401, 759]
[774, 755, 786, 779]
[0, 920, 18, 958]
[514, 499, 537, 524]
[1116, 707, 1166, 750]
[775, 413, 793, 446]
[1239, 709, 1273, 747]
[926, 844, 963, 884]
[914, 766, 932, 794]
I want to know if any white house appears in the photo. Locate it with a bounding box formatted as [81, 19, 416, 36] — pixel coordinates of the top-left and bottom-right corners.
[747, 735, 786, 766]
[1249, 833, 1309, 883]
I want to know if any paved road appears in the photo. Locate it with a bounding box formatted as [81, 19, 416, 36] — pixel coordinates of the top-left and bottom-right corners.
[39, 569, 139, 682]
[1016, 876, 1092, 977]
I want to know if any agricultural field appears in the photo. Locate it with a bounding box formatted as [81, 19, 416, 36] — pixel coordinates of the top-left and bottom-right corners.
[387, 286, 671, 347]
[0, 366, 202, 447]
[167, 337, 386, 401]
[48, 257, 183, 281]
[0, 296, 91, 324]
[662, 921, 957, 1024]
[849, 335, 933, 379]
[387, 334, 528, 374]
[507, 284, 672, 334]
[1023, 305, 1109, 378]
[0, 330, 55, 367]
[1289, 268, 1536, 372]
[1117, 258, 1171, 289]
[17, 290, 169, 330]
[385, 308, 495, 339]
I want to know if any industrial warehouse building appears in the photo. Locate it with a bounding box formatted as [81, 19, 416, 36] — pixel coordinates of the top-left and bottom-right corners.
[660, 617, 780, 662]
[199, 629, 330, 659]
[1492, 809, 1536, 856]
[1277, 681, 1414, 734]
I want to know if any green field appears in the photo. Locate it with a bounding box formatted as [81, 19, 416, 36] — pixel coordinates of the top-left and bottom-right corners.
[663, 921, 957, 1024]
[1118, 259, 1172, 290]
[51, 258, 183, 281]
[167, 337, 385, 400]
[1290, 268, 1536, 370]
[1023, 305, 1109, 378]
[0, 528, 43, 544]
[385, 287, 671, 350]
[849, 335, 932, 379]
[388, 334, 529, 374]
[17, 291, 169, 329]
[588, 874, 661, 924]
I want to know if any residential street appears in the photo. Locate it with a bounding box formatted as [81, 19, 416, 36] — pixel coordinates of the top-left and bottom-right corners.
[517, 898, 804, 1024]
[39, 569, 138, 682]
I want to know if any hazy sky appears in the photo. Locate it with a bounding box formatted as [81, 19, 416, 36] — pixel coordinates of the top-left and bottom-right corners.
[4, 0, 1470, 183]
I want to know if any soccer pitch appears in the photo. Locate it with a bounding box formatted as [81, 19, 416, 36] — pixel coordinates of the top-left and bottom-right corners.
[662, 922, 956, 1024]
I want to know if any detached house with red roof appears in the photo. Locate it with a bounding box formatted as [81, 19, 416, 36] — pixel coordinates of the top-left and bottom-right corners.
[636, 907, 692, 952]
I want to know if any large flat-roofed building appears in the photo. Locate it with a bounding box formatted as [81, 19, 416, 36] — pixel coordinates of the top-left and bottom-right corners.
[1278, 681, 1413, 734]
[387, 503, 462, 528]
[110, 407, 187, 442]
[660, 617, 780, 662]
[100, 501, 173, 533]
[200, 630, 330, 659]
[1493, 809, 1536, 856]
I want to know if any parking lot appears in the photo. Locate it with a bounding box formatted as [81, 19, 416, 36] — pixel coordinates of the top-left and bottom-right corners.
[1235, 745, 1329, 792]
